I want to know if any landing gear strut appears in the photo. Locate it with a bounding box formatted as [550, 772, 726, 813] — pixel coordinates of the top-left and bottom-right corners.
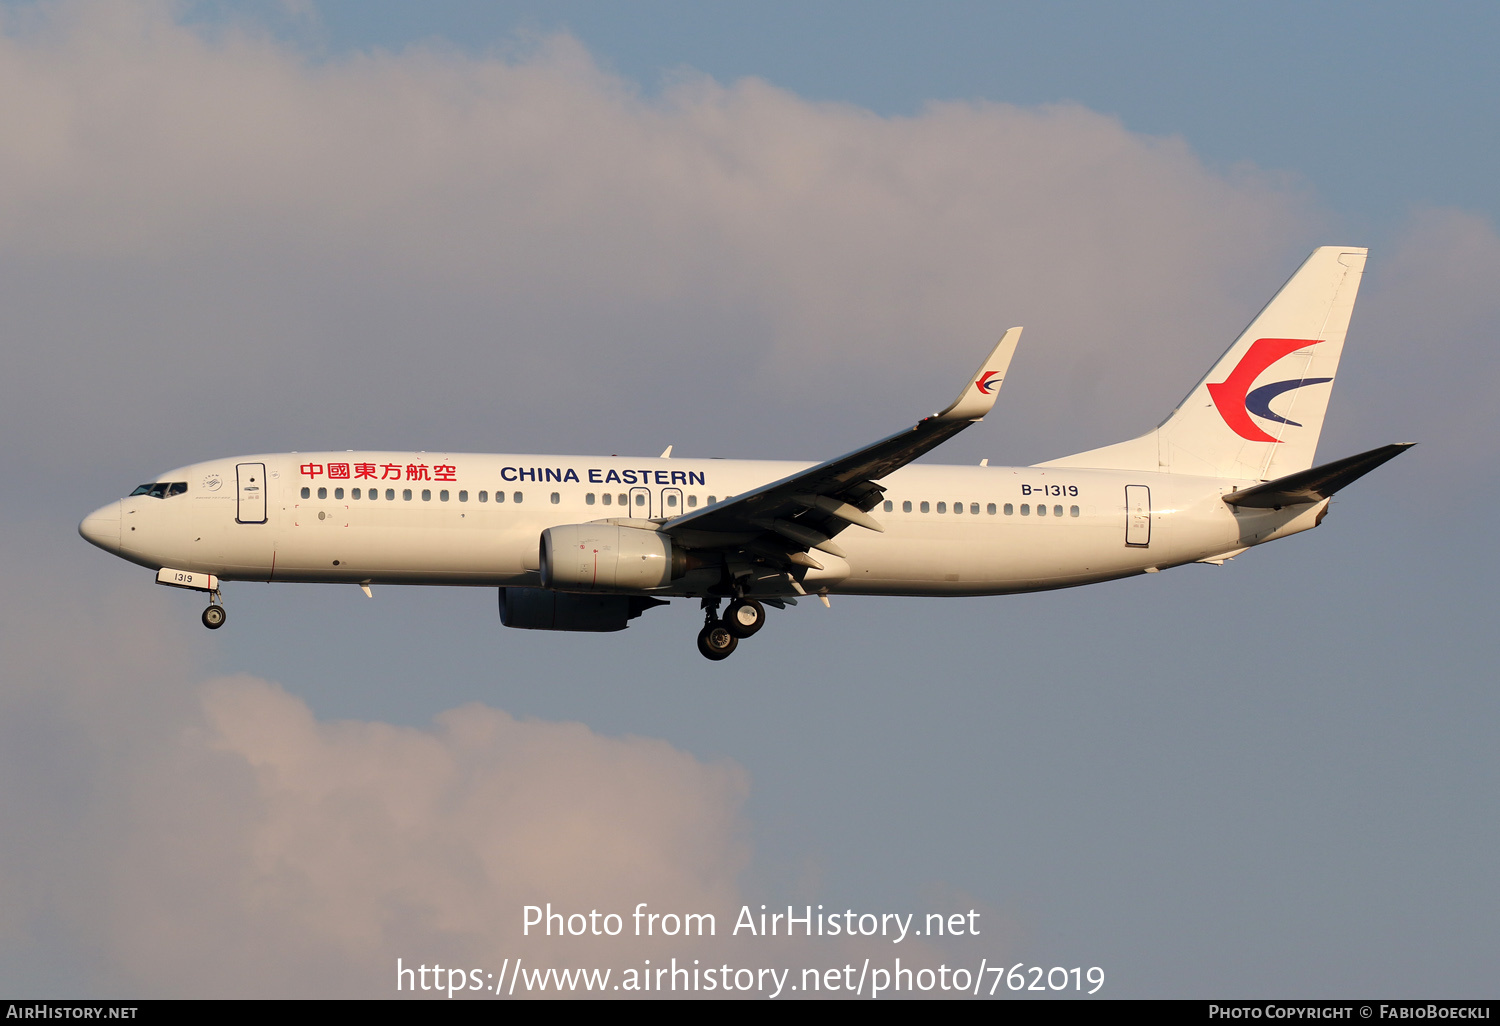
[695, 596, 774, 659]
[201, 589, 226, 630]
[696, 597, 736, 660]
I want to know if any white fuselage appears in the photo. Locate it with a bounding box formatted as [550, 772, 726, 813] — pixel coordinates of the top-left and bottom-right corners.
[83, 451, 1326, 597]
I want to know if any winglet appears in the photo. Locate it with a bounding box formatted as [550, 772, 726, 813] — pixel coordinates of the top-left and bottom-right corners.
[936, 327, 1022, 422]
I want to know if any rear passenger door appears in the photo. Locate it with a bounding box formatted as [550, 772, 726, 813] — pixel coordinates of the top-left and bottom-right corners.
[1124, 485, 1150, 547]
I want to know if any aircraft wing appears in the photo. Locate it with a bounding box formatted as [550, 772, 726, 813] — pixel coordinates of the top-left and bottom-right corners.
[663, 328, 1021, 560]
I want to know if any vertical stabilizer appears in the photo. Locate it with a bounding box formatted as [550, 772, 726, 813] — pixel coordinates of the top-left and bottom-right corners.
[1039, 247, 1367, 479]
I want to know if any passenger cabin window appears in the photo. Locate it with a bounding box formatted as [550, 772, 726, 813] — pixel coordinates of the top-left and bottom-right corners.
[937, 502, 947, 513]
[495, 490, 505, 502]
[479, 491, 488, 502]
[403, 489, 413, 501]
[883, 500, 894, 512]
[1037, 503, 1047, 516]
[903, 500, 912, 513]
[987, 503, 997, 515]
[334, 487, 344, 499]
[514, 492, 524, 503]
[385, 488, 395, 500]
[1020, 504, 1030, 515]
[301, 487, 310, 499]
[601, 493, 611, 505]
[352, 488, 361, 499]
[666, 493, 678, 508]
[459, 490, 468, 502]
[440, 490, 450, 501]
[317, 487, 327, 499]
[920, 501, 930, 513]
[688, 495, 698, 508]
[421, 489, 431, 501]
[1054, 505, 1064, 517]
[1004, 503, 1014, 515]
[953, 501, 962, 515]
[971, 503, 980, 515]
[586, 493, 596, 505]
[551, 492, 560, 504]
[707, 495, 717, 505]
[1070, 505, 1080, 517]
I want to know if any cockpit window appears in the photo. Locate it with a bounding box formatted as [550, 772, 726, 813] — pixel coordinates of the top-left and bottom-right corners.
[129, 482, 187, 499]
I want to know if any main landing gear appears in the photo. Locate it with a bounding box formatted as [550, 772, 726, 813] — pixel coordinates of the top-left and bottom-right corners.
[696, 597, 767, 660]
[725, 598, 765, 638]
[201, 590, 227, 630]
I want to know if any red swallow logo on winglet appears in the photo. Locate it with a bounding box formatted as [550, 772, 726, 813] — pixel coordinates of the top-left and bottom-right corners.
[975, 371, 1002, 395]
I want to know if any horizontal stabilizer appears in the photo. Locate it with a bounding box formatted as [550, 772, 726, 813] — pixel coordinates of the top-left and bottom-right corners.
[1223, 443, 1414, 509]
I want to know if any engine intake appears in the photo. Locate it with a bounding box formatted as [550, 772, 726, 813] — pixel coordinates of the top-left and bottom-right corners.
[540, 523, 686, 593]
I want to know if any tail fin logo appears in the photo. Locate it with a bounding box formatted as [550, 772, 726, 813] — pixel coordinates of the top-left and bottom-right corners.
[975, 371, 1002, 395]
[1207, 338, 1328, 443]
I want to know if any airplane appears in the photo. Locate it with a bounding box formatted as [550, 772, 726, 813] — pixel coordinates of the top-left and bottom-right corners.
[80, 246, 1410, 660]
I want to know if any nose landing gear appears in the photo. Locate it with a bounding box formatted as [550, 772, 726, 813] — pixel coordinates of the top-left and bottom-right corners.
[201, 589, 227, 630]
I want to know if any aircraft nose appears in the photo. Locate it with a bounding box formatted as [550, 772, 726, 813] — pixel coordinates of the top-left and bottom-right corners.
[79, 501, 121, 553]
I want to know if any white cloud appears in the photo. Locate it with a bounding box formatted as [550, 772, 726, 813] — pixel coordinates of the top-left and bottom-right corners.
[0, 0, 1319, 479]
[1337, 207, 1500, 473]
[0, 538, 993, 997]
[108, 677, 752, 995]
[0, 540, 749, 995]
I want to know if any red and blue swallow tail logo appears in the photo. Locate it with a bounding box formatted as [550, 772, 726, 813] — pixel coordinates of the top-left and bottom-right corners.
[1207, 338, 1331, 443]
[975, 371, 1002, 395]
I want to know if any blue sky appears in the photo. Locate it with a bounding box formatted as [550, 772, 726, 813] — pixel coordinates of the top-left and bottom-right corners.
[1, 0, 1496, 998]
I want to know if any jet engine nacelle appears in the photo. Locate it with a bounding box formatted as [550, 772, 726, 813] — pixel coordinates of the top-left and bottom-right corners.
[539, 523, 687, 593]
